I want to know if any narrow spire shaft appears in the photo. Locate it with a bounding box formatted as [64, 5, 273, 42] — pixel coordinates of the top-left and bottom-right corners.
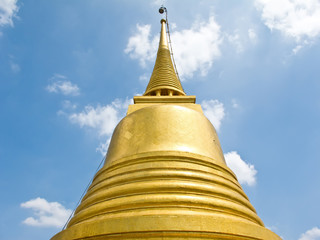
[159, 19, 169, 50]
[144, 19, 185, 96]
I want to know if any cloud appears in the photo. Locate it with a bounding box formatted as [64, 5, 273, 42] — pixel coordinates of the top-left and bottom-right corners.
[225, 27, 258, 54]
[170, 16, 222, 79]
[201, 99, 225, 131]
[69, 104, 118, 136]
[69, 98, 132, 155]
[0, 0, 19, 27]
[124, 24, 158, 68]
[96, 137, 111, 156]
[224, 151, 257, 186]
[46, 74, 80, 96]
[299, 227, 320, 240]
[20, 197, 72, 228]
[292, 44, 304, 54]
[255, 0, 320, 44]
[69, 98, 131, 136]
[125, 16, 222, 80]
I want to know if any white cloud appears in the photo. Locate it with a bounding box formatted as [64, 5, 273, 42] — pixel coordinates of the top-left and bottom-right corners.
[292, 43, 304, 54]
[224, 151, 257, 186]
[299, 227, 320, 240]
[225, 28, 258, 53]
[96, 137, 111, 156]
[125, 16, 222, 80]
[21, 197, 72, 228]
[201, 99, 225, 131]
[124, 24, 158, 68]
[0, 0, 18, 27]
[255, 0, 320, 43]
[170, 16, 222, 79]
[46, 74, 80, 96]
[69, 98, 132, 155]
[69, 104, 117, 136]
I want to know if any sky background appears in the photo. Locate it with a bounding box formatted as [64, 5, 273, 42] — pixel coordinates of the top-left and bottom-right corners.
[1, 0, 320, 239]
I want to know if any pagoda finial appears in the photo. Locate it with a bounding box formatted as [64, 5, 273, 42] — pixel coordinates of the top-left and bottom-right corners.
[143, 12, 185, 96]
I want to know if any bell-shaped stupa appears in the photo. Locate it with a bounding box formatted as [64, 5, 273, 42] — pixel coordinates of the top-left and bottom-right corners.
[51, 13, 281, 240]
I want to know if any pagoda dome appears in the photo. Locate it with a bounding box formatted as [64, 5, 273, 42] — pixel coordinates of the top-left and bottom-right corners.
[106, 104, 225, 165]
[51, 103, 281, 240]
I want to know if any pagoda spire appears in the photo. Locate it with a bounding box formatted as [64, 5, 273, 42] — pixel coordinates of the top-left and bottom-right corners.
[144, 19, 185, 96]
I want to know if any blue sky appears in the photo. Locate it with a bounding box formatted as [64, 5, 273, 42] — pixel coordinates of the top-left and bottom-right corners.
[1, 0, 320, 239]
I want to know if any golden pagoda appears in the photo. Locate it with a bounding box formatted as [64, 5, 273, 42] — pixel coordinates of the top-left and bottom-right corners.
[51, 15, 281, 240]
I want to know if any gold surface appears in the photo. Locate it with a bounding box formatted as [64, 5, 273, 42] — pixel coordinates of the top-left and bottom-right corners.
[106, 105, 225, 165]
[52, 104, 281, 240]
[51, 18, 281, 240]
[134, 96, 196, 104]
[144, 19, 185, 96]
[130, 96, 199, 114]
